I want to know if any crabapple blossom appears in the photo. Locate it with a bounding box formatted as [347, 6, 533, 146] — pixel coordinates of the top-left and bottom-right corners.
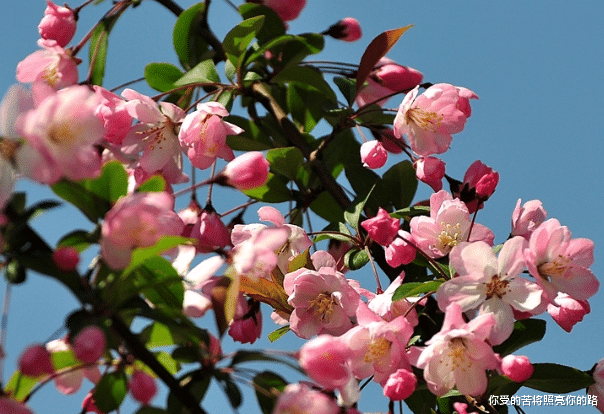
[393, 83, 477, 156]
[415, 156, 445, 192]
[501, 354, 533, 382]
[324, 17, 362, 42]
[284, 266, 360, 338]
[179, 200, 231, 253]
[129, 370, 157, 405]
[273, 383, 339, 414]
[361, 207, 399, 246]
[589, 358, 604, 413]
[178, 102, 242, 170]
[384, 233, 416, 267]
[511, 199, 547, 240]
[376, 128, 404, 154]
[409, 190, 494, 259]
[73, 326, 106, 364]
[546, 292, 590, 332]
[93, 86, 133, 145]
[182, 256, 224, 318]
[299, 334, 353, 390]
[415, 303, 499, 396]
[437, 237, 543, 345]
[38, 0, 77, 47]
[100, 191, 184, 270]
[263, 0, 306, 22]
[451, 160, 499, 213]
[46, 337, 101, 394]
[524, 218, 598, 301]
[19, 344, 54, 377]
[228, 295, 263, 344]
[221, 151, 269, 190]
[0, 397, 33, 414]
[82, 391, 105, 414]
[52, 246, 80, 272]
[382, 368, 417, 400]
[360, 140, 387, 169]
[356, 57, 423, 107]
[17, 39, 78, 90]
[367, 274, 419, 327]
[327, 239, 352, 272]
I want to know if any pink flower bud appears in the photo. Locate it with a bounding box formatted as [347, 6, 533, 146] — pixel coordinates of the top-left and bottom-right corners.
[378, 128, 404, 154]
[201, 333, 222, 366]
[547, 293, 590, 332]
[228, 295, 262, 344]
[414, 157, 446, 192]
[191, 210, 231, 253]
[82, 391, 105, 414]
[361, 207, 399, 246]
[263, 0, 306, 22]
[222, 151, 269, 191]
[73, 326, 106, 364]
[324, 17, 362, 42]
[19, 344, 54, 377]
[382, 368, 417, 401]
[452, 402, 470, 414]
[453, 160, 499, 213]
[360, 140, 387, 169]
[38, 0, 77, 47]
[501, 355, 533, 382]
[52, 246, 80, 272]
[299, 335, 352, 390]
[384, 232, 416, 267]
[129, 370, 157, 405]
[511, 199, 547, 240]
[0, 397, 33, 414]
[356, 58, 423, 108]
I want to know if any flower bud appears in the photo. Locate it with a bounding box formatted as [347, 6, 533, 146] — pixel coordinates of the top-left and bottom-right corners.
[228, 296, 262, 344]
[129, 370, 157, 405]
[53, 246, 80, 272]
[547, 293, 590, 332]
[323, 17, 362, 42]
[38, 0, 77, 47]
[501, 354, 533, 382]
[361, 207, 399, 246]
[0, 397, 33, 414]
[360, 140, 387, 169]
[262, 0, 306, 22]
[19, 344, 54, 377]
[382, 368, 417, 401]
[222, 151, 269, 191]
[82, 391, 105, 414]
[415, 157, 445, 192]
[73, 326, 106, 364]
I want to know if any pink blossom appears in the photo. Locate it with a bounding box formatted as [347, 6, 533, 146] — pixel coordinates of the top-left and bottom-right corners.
[437, 237, 542, 345]
[327, 239, 352, 273]
[100, 192, 185, 270]
[263, 0, 306, 22]
[416, 303, 499, 396]
[382, 368, 417, 400]
[82, 391, 105, 414]
[228, 295, 262, 344]
[179, 200, 231, 253]
[93, 86, 133, 145]
[183, 256, 224, 318]
[17, 39, 78, 90]
[0, 397, 34, 414]
[129, 370, 157, 405]
[511, 199, 547, 240]
[284, 266, 360, 338]
[178, 102, 241, 170]
[356, 58, 423, 108]
[452, 160, 499, 213]
[377, 128, 405, 154]
[546, 292, 590, 332]
[73, 326, 106, 364]
[368, 274, 418, 327]
[415, 157, 445, 192]
[501, 355, 533, 382]
[360, 140, 387, 169]
[409, 190, 494, 259]
[53, 246, 80, 272]
[38, 0, 77, 47]
[222, 151, 269, 190]
[273, 383, 339, 414]
[324, 17, 362, 42]
[393, 83, 477, 156]
[19, 344, 54, 377]
[299, 334, 353, 390]
[361, 207, 399, 246]
[525, 218, 598, 301]
[589, 359, 604, 413]
[46, 337, 101, 394]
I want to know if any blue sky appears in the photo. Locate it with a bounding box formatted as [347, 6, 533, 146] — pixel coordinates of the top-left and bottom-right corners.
[1, 0, 604, 413]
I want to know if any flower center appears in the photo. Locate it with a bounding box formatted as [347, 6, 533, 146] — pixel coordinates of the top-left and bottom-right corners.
[437, 222, 462, 250]
[405, 108, 443, 132]
[485, 275, 511, 299]
[444, 338, 472, 371]
[43, 62, 60, 87]
[538, 255, 571, 280]
[142, 117, 176, 151]
[364, 336, 392, 363]
[48, 121, 76, 146]
[308, 292, 335, 322]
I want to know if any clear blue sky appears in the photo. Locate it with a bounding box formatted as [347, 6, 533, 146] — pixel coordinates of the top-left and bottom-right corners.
[1, 0, 604, 413]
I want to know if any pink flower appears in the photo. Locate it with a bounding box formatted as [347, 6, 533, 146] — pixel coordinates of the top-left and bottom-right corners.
[393, 83, 477, 156]
[327, 239, 352, 273]
[221, 151, 269, 190]
[384, 232, 416, 268]
[589, 359, 604, 413]
[93, 86, 133, 145]
[100, 192, 185, 270]
[511, 199, 547, 240]
[273, 383, 339, 414]
[0, 397, 33, 414]
[19, 344, 54, 377]
[410, 190, 494, 259]
[129, 370, 157, 405]
[73, 326, 106, 364]
[368, 275, 418, 327]
[356, 58, 423, 108]
[46, 337, 101, 394]
[228, 295, 262, 344]
[178, 102, 241, 170]
[501, 355, 533, 382]
[525, 218, 598, 301]
[437, 237, 543, 345]
[324, 17, 362, 42]
[38, 0, 77, 47]
[361, 207, 399, 246]
[452, 160, 499, 213]
[16, 85, 106, 184]
[82, 391, 105, 414]
[360, 140, 387, 169]
[263, 0, 306, 22]
[382, 368, 417, 400]
[416, 303, 499, 396]
[183, 256, 224, 318]
[284, 266, 360, 338]
[17, 39, 78, 90]
[415, 157, 445, 192]
[299, 334, 353, 390]
[53, 246, 80, 272]
[546, 292, 590, 332]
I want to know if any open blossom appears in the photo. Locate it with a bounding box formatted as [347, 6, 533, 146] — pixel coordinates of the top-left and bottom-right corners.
[524, 218, 598, 301]
[182, 256, 224, 318]
[100, 192, 185, 270]
[437, 237, 543, 345]
[356, 57, 423, 107]
[178, 102, 242, 170]
[393, 83, 477, 156]
[93, 86, 133, 145]
[416, 303, 499, 396]
[367, 274, 418, 327]
[415, 156, 445, 192]
[273, 383, 339, 414]
[38, 0, 77, 47]
[360, 140, 387, 169]
[511, 199, 547, 240]
[452, 160, 499, 213]
[361, 207, 399, 246]
[410, 190, 494, 259]
[17, 39, 78, 90]
[546, 292, 590, 332]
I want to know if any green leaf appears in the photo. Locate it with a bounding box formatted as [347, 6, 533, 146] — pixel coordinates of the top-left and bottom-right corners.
[405, 387, 438, 414]
[355, 25, 413, 95]
[229, 350, 304, 374]
[487, 374, 523, 398]
[268, 325, 290, 342]
[174, 59, 220, 87]
[266, 147, 304, 181]
[391, 205, 431, 219]
[523, 363, 594, 393]
[123, 236, 192, 276]
[226, 115, 274, 150]
[88, 21, 112, 86]
[51, 350, 81, 371]
[493, 319, 546, 356]
[392, 280, 444, 301]
[272, 66, 336, 103]
[5, 370, 40, 402]
[309, 192, 345, 223]
[156, 351, 180, 375]
[85, 160, 129, 203]
[220, 377, 243, 409]
[242, 172, 293, 203]
[287, 82, 326, 132]
[23, 200, 61, 221]
[248, 33, 324, 70]
[382, 160, 418, 210]
[223, 15, 265, 67]
[94, 371, 129, 413]
[238, 3, 286, 44]
[344, 248, 369, 270]
[344, 184, 376, 230]
[253, 371, 288, 414]
[129, 256, 185, 309]
[57, 228, 100, 252]
[137, 175, 166, 193]
[333, 76, 357, 107]
[140, 322, 175, 348]
[51, 181, 110, 223]
[145, 62, 184, 92]
[172, 3, 209, 70]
